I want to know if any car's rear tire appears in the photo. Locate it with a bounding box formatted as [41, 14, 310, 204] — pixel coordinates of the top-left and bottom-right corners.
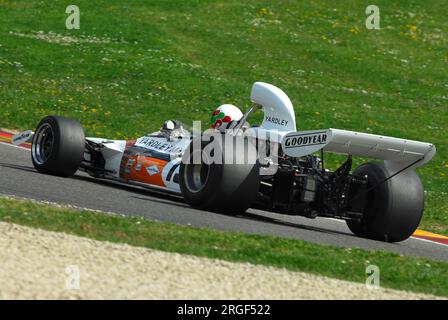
[179, 135, 260, 215]
[346, 162, 424, 242]
[31, 116, 85, 177]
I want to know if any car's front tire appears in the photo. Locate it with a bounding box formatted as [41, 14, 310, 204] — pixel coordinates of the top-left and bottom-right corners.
[346, 162, 424, 242]
[31, 116, 85, 177]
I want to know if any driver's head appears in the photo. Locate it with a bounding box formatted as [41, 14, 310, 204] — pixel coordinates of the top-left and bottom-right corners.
[210, 104, 243, 129]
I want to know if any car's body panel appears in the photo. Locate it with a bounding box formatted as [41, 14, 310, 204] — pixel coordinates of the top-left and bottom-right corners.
[80, 134, 190, 194]
[118, 145, 183, 193]
[251, 82, 297, 132]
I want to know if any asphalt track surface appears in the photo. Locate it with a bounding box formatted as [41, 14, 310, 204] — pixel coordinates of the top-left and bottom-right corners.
[0, 142, 446, 262]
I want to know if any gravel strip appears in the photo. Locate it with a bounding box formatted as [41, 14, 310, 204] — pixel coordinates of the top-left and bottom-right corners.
[0, 222, 442, 300]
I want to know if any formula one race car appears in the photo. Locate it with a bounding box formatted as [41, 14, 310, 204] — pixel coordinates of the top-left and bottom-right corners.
[13, 82, 436, 242]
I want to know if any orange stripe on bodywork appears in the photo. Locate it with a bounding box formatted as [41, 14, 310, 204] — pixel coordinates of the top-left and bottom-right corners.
[121, 155, 168, 188]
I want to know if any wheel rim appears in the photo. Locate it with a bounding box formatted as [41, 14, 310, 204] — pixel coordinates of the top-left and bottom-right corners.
[184, 150, 211, 193]
[32, 123, 54, 165]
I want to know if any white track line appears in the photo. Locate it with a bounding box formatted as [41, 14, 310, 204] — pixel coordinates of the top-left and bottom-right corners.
[327, 216, 447, 247]
[0, 141, 30, 151]
[410, 236, 448, 247]
[0, 193, 125, 218]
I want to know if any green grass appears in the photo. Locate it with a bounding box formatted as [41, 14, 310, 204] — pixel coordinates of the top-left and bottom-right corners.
[0, 196, 447, 297]
[0, 1, 446, 233]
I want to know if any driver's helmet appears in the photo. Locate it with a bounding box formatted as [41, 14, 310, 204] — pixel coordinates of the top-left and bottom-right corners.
[210, 104, 243, 129]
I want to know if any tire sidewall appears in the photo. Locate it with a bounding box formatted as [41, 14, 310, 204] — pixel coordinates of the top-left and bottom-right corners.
[32, 116, 85, 177]
[348, 162, 424, 242]
[32, 116, 61, 173]
[179, 134, 260, 214]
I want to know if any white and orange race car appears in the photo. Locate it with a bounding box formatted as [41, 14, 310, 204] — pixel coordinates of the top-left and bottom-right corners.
[12, 82, 436, 242]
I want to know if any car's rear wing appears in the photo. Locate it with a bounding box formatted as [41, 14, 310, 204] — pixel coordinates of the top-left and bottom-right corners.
[282, 128, 436, 169]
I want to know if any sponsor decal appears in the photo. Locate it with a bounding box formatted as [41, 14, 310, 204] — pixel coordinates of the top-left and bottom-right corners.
[125, 158, 135, 175]
[13, 132, 32, 143]
[146, 165, 160, 176]
[126, 159, 135, 167]
[12, 130, 33, 145]
[136, 137, 184, 154]
[284, 132, 328, 148]
[135, 163, 142, 172]
[265, 116, 288, 127]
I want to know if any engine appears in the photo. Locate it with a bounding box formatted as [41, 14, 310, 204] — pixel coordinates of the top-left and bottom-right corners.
[257, 152, 368, 221]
